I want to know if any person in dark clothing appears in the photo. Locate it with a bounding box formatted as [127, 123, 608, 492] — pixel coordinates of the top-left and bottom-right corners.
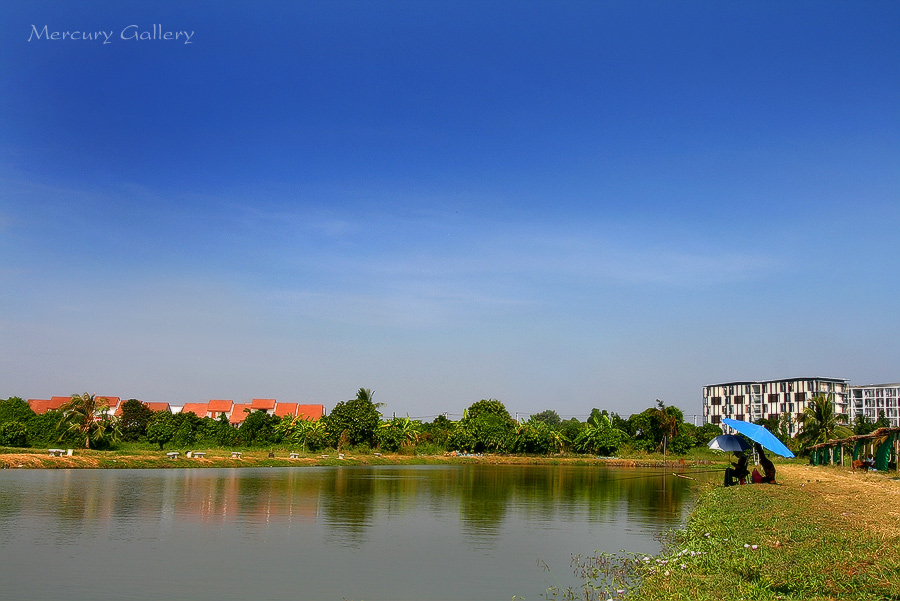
[754, 442, 777, 483]
[724, 451, 749, 486]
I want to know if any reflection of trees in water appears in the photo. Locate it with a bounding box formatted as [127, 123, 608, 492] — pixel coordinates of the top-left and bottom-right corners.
[2, 465, 703, 551]
[457, 466, 513, 543]
[319, 467, 377, 547]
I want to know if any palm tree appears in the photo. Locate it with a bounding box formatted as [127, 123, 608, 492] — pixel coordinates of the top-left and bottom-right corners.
[797, 394, 852, 448]
[57, 392, 118, 449]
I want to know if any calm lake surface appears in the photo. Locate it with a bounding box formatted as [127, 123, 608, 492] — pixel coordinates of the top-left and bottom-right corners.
[0, 465, 710, 600]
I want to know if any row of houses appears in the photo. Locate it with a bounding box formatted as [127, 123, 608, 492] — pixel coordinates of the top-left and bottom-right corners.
[25, 396, 325, 426]
[702, 377, 900, 437]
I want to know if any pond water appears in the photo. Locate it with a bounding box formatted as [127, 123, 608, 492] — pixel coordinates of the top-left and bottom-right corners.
[0, 464, 710, 600]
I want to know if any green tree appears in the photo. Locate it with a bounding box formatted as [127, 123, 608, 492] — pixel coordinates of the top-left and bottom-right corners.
[628, 400, 683, 452]
[457, 399, 516, 453]
[574, 412, 628, 456]
[511, 418, 568, 454]
[797, 394, 852, 448]
[693, 422, 723, 445]
[325, 388, 382, 449]
[146, 412, 177, 450]
[0, 397, 35, 424]
[172, 413, 199, 447]
[376, 415, 421, 452]
[215, 412, 238, 446]
[275, 415, 328, 452]
[0, 421, 28, 446]
[57, 393, 119, 449]
[237, 410, 280, 446]
[530, 409, 561, 426]
[119, 399, 154, 441]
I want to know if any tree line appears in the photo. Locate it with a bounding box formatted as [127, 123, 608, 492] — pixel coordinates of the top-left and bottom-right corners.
[0, 390, 726, 456]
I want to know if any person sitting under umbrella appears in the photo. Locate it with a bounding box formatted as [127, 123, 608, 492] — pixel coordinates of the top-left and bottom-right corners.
[754, 442, 777, 484]
[724, 451, 749, 487]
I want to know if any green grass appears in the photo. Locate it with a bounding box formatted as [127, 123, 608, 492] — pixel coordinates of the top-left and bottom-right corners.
[558, 477, 900, 601]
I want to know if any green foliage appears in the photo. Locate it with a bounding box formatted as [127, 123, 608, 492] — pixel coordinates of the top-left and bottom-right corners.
[797, 394, 852, 450]
[376, 416, 421, 452]
[324, 389, 382, 448]
[119, 399, 154, 441]
[275, 415, 328, 451]
[0, 397, 35, 423]
[511, 418, 567, 454]
[25, 411, 72, 446]
[215, 412, 238, 446]
[531, 409, 561, 426]
[447, 421, 476, 452]
[146, 411, 177, 450]
[237, 410, 281, 446]
[574, 413, 628, 456]
[454, 399, 516, 453]
[628, 400, 682, 453]
[558, 417, 583, 447]
[0, 420, 29, 447]
[694, 422, 722, 445]
[466, 399, 512, 421]
[57, 393, 119, 449]
[418, 415, 453, 448]
[172, 414, 197, 447]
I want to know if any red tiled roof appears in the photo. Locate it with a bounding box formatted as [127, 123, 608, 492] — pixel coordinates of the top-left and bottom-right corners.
[296, 404, 325, 421]
[208, 399, 233, 413]
[145, 402, 171, 413]
[273, 402, 298, 417]
[50, 396, 72, 406]
[230, 403, 252, 424]
[181, 403, 208, 417]
[27, 399, 54, 414]
[251, 398, 277, 410]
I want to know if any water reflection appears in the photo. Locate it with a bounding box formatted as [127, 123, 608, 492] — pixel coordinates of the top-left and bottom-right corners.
[0, 465, 712, 601]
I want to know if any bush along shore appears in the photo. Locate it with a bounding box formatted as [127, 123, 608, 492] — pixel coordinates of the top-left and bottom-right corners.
[547, 464, 900, 601]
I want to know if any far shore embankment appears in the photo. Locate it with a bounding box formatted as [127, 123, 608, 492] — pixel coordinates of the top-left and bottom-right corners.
[0, 448, 720, 470]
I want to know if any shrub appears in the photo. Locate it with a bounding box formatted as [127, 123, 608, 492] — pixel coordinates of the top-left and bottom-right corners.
[0, 420, 28, 447]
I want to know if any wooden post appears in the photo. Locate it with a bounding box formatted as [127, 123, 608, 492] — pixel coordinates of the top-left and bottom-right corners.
[895, 435, 899, 474]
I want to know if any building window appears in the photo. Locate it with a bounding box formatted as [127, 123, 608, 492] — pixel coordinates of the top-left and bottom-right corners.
[734, 395, 744, 405]
[710, 397, 722, 406]
[768, 394, 779, 404]
[711, 415, 721, 424]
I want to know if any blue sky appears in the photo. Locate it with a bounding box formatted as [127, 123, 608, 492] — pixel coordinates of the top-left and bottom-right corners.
[2, 1, 898, 420]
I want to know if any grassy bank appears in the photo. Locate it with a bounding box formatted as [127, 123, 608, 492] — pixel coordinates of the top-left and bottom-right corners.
[568, 464, 900, 601]
[0, 446, 722, 469]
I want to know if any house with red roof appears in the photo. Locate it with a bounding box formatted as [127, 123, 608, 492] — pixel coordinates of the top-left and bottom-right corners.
[26, 399, 59, 414]
[296, 404, 325, 420]
[207, 399, 233, 418]
[230, 403, 252, 425]
[273, 402, 299, 418]
[250, 398, 277, 414]
[114, 400, 172, 416]
[180, 402, 209, 417]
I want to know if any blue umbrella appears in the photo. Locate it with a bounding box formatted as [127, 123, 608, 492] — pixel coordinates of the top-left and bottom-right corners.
[722, 418, 795, 458]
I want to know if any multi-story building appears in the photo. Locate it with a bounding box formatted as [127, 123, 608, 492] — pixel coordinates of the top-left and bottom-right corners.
[848, 384, 900, 428]
[702, 377, 850, 437]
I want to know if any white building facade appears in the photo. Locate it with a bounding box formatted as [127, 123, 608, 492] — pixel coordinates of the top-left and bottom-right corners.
[702, 377, 850, 437]
[848, 383, 900, 428]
